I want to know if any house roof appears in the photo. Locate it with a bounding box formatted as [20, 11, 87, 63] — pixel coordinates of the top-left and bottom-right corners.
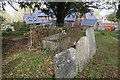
[23, 13, 52, 24]
[34, 10, 49, 17]
[85, 13, 97, 19]
[23, 9, 77, 24]
[64, 13, 76, 21]
[50, 13, 76, 21]
[98, 22, 118, 26]
[23, 9, 52, 24]
[50, 15, 76, 22]
[81, 19, 98, 26]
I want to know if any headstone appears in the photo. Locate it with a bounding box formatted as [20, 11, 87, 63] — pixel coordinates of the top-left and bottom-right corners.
[76, 36, 90, 72]
[54, 48, 78, 78]
[86, 28, 96, 57]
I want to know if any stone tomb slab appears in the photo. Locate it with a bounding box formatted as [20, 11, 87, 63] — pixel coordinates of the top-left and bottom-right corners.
[86, 28, 96, 57]
[54, 48, 77, 78]
[42, 32, 70, 51]
[76, 36, 90, 72]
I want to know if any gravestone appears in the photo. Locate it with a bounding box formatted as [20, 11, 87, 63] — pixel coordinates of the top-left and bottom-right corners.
[76, 36, 90, 72]
[54, 48, 78, 78]
[86, 28, 96, 57]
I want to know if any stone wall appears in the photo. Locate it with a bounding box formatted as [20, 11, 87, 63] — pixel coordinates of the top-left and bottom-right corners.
[53, 28, 96, 78]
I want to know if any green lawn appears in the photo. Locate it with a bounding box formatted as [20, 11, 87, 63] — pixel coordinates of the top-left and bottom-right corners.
[2, 30, 119, 78]
[2, 50, 55, 78]
[75, 30, 119, 79]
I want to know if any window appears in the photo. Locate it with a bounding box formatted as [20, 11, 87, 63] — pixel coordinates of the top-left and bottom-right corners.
[33, 17, 36, 21]
[28, 17, 32, 21]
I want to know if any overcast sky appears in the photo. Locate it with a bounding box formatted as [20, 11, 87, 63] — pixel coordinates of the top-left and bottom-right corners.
[3, 1, 116, 18]
[5, 2, 19, 16]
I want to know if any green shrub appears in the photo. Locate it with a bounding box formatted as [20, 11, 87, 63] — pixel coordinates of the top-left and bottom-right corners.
[2, 31, 12, 36]
[2, 21, 30, 37]
[2, 30, 29, 37]
[11, 21, 30, 31]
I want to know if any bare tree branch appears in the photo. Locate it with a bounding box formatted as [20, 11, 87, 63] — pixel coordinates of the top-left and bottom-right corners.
[6, 0, 18, 11]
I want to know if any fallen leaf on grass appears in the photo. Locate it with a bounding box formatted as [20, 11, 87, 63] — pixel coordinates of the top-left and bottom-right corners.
[17, 70, 21, 72]
[10, 72, 13, 76]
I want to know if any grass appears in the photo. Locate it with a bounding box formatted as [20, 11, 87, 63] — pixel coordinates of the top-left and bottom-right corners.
[2, 50, 55, 78]
[2, 30, 119, 78]
[75, 30, 119, 79]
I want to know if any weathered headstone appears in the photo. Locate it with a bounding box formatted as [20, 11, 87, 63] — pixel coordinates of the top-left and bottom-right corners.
[53, 27, 97, 78]
[86, 28, 96, 57]
[54, 48, 78, 78]
[76, 36, 90, 72]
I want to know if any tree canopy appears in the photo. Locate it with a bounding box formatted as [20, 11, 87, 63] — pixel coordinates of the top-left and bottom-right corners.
[116, 4, 120, 20]
[0, 1, 90, 25]
[0, 15, 5, 24]
[18, 2, 90, 25]
[107, 4, 120, 22]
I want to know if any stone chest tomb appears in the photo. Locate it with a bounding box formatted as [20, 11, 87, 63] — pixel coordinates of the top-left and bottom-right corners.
[42, 32, 71, 51]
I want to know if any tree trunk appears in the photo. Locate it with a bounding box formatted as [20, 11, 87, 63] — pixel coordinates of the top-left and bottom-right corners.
[55, 2, 68, 27]
[56, 16, 65, 26]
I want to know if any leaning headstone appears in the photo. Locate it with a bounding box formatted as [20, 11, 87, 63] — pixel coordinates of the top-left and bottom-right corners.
[76, 36, 90, 72]
[86, 28, 96, 57]
[54, 48, 78, 78]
